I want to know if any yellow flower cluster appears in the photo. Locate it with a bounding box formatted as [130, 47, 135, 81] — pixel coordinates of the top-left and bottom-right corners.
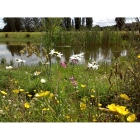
[42, 108, 50, 111]
[0, 90, 7, 95]
[127, 114, 136, 122]
[137, 54, 140, 58]
[80, 102, 86, 110]
[120, 94, 130, 100]
[81, 84, 86, 88]
[107, 103, 136, 122]
[24, 102, 30, 108]
[35, 91, 50, 97]
[12, 89, 24, 94]
[107, 103, 129, 115]
[34, 91, 54, 99]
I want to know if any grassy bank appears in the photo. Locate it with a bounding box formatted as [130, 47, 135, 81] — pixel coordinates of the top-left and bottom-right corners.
[0, 30, 129, 47]
[0, 44, 140, 122]
[0, 32, 42, 45]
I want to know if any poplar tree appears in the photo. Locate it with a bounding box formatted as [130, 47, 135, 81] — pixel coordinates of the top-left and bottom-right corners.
[86, 17, 92, 30]
[74, 17, 81, 30]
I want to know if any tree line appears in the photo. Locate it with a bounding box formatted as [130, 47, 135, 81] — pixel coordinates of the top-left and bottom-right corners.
[2, 17, 138, 32]
[2, 17, 94, 32]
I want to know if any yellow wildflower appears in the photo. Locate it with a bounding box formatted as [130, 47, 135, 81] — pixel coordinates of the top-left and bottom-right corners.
[33, 90, 37, 93]
[107, 103, 117, 112]
[80, 102, 86, 110]
[49, 93, 54, 99]
[34, 93, 40, 97]
[14, 81, 18, 84]
[137, 54, 140, 59]
[0, 90, 7, 95]
[98, 103, 102, 107]
[40, 91, 50, 97]
[81, 85, 86, 88]
[12, 89, 19, 94]
[35, 91, 50, 97]
[19, 89, 24, 92]
[116, 105, 129, 116]
[93, 119, 97, 122]
[24, 103, 30, 108]
[91, 89, 95, 92]
[90, 95, 94, 98]
[42, 108, 47, 111]
[127, 114, 136, 122]
[27, 94, 32, 97]
[42, 108, 50, 111]
[65, 115, 70, 119]
[120, 94, 130, 100]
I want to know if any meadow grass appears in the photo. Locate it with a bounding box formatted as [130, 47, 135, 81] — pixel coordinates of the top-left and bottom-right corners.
[0, 30, 131, 47]
[0, 29, 140, 122]
[0, 44, 139, 122]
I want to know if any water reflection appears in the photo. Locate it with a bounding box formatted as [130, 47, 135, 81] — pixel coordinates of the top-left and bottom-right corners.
[0, 43, 127, 66]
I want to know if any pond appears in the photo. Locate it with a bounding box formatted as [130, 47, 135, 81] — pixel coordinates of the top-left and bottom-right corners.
[0, 43, 127, 66]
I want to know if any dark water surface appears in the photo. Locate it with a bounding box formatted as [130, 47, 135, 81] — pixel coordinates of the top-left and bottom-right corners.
[0, 43, 127, 66]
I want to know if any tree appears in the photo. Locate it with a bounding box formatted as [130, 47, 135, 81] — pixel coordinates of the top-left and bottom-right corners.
[86, 18, 92, 30]
[115, 17, 126, 30]
[3, 18, 23, 31]
[135, 17, 140, 33]
[32, 18, 43, 31]
[3, 18, 16, 31]
[14, 18, 23, 31]
[23, 18, 34, 32]
[74, 17, 81, 30]
[63, 18, 71, 31]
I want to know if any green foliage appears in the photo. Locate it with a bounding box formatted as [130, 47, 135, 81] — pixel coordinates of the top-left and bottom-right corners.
[26, 33, 30, 38]
[115, 17, 126, 30]
[86, 18, 93, 30]
[0, 58, 6, 64]
[5, 33, 9, 38]
[42, 18, 63, 48]
[74, 18, 81, 30]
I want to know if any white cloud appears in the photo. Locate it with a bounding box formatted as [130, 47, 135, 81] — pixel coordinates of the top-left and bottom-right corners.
[0, 17, 5, 29]
[93, 18, 116, 27]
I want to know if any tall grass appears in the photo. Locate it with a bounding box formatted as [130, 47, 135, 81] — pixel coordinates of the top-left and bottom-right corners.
[0, 29, 125, 47]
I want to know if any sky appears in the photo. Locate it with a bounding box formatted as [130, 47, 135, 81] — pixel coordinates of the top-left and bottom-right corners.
[0, 0, 138, 29]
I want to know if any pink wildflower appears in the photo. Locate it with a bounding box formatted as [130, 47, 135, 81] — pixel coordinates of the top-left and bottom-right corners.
[60, 62, 67, 68]
[69, 76, 75, 81]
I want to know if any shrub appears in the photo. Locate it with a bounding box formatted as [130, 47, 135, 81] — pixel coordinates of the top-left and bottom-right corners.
[5, 33, 9, 38]
[26, 33, 30, 38]
[1, 58, 6, 64]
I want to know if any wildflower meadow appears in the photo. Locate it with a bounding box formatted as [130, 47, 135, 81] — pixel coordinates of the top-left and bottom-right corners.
[0, 18, 140, 122]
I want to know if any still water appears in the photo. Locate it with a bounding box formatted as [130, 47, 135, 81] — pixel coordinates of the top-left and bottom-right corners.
[0, 43, 127, 66]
